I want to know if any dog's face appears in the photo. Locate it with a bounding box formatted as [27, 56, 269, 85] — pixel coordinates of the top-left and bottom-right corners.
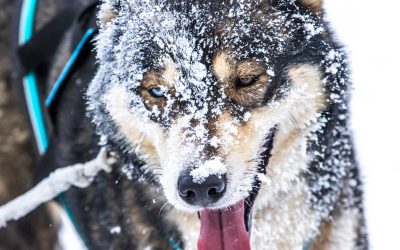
[89, 0, 330, 214]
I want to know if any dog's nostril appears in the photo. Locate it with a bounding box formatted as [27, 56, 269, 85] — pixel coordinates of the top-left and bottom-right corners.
[187, 190, 195, 199]
[208, 188, 221, 198]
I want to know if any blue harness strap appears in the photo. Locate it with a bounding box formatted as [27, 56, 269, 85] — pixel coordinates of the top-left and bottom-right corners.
[45, 28, 95, 107]
[169, 237, 183, 250]
[19, 0, 48, 154]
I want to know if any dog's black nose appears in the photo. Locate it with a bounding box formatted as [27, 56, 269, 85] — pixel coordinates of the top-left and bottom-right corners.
[178, 173, 226, 206]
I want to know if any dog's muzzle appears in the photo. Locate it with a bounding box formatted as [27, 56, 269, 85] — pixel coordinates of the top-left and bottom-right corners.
[177, 127, 277, 250]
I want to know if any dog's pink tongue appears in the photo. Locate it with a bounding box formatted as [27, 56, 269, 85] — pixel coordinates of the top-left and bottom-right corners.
[198, 201, 250, 250]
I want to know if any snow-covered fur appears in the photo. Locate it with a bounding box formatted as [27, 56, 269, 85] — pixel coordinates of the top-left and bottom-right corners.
[83, 0, 367, 249]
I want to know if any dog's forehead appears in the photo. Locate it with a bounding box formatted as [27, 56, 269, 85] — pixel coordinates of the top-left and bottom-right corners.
[107, 0, 320, 66]
[94, 0, 323, 123]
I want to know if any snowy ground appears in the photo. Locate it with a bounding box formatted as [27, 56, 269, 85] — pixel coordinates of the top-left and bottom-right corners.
[60, 1, 400, 249]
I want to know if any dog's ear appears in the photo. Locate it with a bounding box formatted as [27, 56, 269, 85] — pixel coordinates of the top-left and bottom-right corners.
[299, 0, 323, 13]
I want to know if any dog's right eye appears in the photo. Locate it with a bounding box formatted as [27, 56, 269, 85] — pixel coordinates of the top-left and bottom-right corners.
[235, 76, 258, 88]
[148, 87, 166, 98]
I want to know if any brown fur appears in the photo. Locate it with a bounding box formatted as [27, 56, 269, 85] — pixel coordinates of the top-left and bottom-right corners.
[102, 9, 117, 26]
[310, 221, 334, 250]
[309, 209, 363, 250]
[300, 0, 323, 13]
[212, 52, 234, 82]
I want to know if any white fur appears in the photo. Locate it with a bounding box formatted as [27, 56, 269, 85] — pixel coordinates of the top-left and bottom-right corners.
[251, 181, 319, 250]
[249, 65, 325, 248]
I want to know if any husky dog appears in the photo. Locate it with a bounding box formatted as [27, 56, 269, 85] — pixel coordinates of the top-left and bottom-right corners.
[52, 0, 368, 249]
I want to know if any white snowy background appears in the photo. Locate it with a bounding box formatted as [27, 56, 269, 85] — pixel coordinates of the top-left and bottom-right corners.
[59, 1, 400, 249]
[326, 1, 400, 249]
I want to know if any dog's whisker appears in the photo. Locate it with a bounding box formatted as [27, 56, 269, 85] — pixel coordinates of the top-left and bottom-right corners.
[145, 194, 167, 207]
[157, 202, 172, 222]
[114, 172, 124, 185]
[289, 113, 303, 137]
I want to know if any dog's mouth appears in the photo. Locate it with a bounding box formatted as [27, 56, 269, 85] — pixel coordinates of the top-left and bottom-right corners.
[197, 128, 276, 250]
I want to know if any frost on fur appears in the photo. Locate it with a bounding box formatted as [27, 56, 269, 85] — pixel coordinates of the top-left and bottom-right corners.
[85, 0, 366, 248]
[190, 157, 227, 184]
[87, 0, 326, 150]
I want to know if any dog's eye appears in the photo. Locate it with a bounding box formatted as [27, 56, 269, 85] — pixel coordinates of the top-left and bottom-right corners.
[148, 87, 166, 98]
[236, 76, 258, 88]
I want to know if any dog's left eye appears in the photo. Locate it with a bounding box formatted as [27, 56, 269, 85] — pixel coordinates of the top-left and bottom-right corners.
[149, 87, 166, 98]
[236, 76, 258, 88]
